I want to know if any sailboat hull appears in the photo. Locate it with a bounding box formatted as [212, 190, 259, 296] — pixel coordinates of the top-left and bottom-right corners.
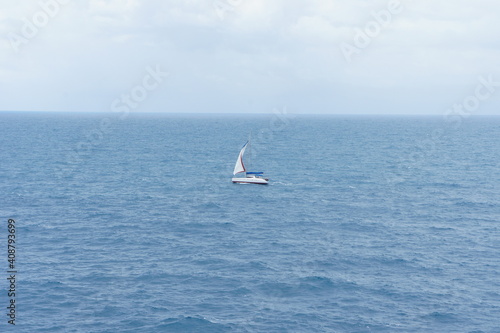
[232, 177, 269, 185]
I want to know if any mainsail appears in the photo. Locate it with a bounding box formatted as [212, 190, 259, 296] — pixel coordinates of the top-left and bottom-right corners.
[233, 141, 248, 175]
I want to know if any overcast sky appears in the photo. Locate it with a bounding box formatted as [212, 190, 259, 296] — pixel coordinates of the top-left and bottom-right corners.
[1, 0, 499, 114]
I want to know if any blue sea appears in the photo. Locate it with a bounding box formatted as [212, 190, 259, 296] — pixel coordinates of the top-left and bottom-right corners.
[1, 111, 499, 332]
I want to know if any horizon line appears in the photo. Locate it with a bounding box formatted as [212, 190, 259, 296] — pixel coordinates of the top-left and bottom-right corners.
[0, 110, 499, 117]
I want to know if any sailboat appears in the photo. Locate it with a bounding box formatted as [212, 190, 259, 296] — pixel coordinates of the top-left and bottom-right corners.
[231, 141, 269, 185]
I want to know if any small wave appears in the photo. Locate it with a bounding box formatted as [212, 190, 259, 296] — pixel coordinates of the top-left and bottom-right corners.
[428, 226, 456, 232]
[453, 200, 496, 208]
[193, 202, 225, 212]
[430, 182, 467, 189]
[257, 276, 355, 298]
[156, 316, 233, 332]
[270, 181, 294, 186]
[93, 305, 127, 317]
[421, 311, 459, 323]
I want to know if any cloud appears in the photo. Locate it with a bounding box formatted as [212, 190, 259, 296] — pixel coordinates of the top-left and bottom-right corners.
[289, 16, 344, 44]
[0, 0, 499, 114]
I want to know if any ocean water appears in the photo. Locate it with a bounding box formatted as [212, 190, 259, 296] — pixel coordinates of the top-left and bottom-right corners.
[0, 112, 499, 332]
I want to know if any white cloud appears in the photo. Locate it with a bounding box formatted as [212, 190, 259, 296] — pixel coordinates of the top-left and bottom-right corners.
[0, 0, 499, 114]
[289, 16, 343, 44]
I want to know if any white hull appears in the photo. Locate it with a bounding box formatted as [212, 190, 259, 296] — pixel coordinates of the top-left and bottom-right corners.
[232, 177, 269, 185]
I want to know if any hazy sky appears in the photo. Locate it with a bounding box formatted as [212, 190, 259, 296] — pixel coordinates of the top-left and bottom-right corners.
[1, 0, 499, 114]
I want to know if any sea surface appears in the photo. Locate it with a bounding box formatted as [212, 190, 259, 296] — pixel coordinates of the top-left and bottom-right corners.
[0, 112, 499, 332]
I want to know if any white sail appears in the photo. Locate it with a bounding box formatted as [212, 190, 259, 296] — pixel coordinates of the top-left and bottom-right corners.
[233, 141, 248, 175]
